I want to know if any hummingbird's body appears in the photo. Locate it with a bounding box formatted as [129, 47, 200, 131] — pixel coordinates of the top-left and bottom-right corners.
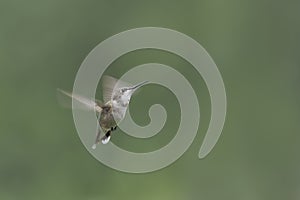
[99, 103, 116, 131]
[95, 79, 148, 146]
[58, 76, 148, 149]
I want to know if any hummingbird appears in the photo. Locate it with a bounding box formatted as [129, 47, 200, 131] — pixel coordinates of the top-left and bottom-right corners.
[57, 76, 148, 149]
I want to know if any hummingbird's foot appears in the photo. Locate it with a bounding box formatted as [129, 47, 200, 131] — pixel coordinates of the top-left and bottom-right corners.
[111, 126, 117, 131]
[101, 131, 111, 144]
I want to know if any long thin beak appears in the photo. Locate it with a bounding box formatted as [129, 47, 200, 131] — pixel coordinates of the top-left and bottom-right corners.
[129, 81, 149, 92]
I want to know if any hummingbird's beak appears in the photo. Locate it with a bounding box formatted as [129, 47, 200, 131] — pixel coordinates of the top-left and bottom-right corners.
[129, 81, 149, 92]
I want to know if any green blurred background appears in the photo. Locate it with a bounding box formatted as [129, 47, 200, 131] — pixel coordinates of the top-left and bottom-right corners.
[1, 0, 300, 199]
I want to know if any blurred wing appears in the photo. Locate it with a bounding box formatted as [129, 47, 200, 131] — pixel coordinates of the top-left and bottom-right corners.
[102, 75, 132, 103]
[57, 89, 102, 113]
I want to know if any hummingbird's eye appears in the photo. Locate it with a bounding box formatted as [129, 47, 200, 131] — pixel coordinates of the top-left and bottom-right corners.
[121, 88, 127, 93]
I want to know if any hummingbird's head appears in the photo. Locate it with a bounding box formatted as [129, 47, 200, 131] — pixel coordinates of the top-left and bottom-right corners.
[113, 81, 148, 107]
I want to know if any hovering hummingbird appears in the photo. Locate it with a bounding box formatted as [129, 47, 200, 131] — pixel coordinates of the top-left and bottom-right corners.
[57, 76, 148, 149]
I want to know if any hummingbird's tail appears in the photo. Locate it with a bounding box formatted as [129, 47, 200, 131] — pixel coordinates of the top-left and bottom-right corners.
[101, 131, 111, 144]
[101, 135, 111, 144]
[92, 130, 111, 149]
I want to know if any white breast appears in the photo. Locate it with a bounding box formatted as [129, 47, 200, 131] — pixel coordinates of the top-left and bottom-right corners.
[112, 100, 128, 123]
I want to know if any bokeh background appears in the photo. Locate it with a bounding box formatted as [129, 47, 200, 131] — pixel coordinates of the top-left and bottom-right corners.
[1, 0, 300, 199]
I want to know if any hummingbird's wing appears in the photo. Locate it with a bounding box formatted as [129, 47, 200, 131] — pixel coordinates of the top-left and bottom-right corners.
[57, 89, 102, 113]
[102, 75, 132, 103]
[92, 113, 102, 149]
